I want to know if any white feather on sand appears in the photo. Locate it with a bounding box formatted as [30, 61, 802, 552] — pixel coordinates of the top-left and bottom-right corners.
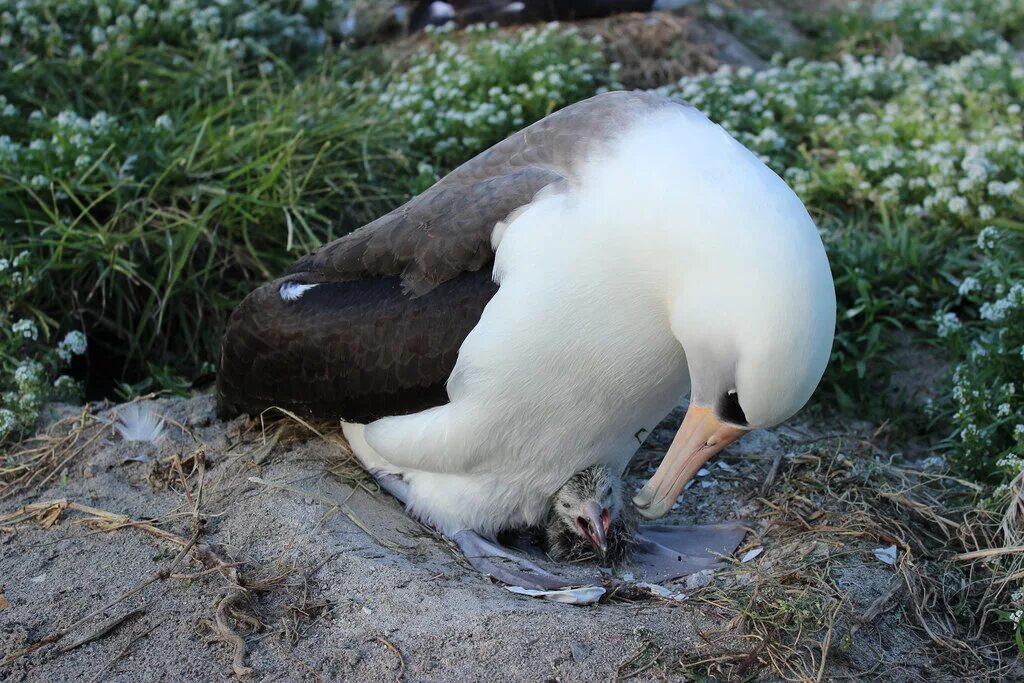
[114, 403, 166, 442]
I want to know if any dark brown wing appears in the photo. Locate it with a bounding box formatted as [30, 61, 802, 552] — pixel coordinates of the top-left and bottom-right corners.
[217, 270, 497, 422]
[217, 91, 675, 421]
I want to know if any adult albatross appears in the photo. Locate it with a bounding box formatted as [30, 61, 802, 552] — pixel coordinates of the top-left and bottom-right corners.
[218, 91, 836, 588]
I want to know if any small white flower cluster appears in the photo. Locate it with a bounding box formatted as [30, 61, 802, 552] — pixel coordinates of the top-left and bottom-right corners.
[945, 224, 1024, 480]
[958, 276, 979, 296]
[979, 283, 1024, 323]
[0, 407, 17, 434]
[659, 49, 1024, 232]
[1010, 589, 1024, 637]
[154, 114, 174, 131]
[0, 0, 356, 67]
[3, 106, 177, 194]
[0, 250, 85, 443]
[13, 360, 44, 388]
[997, 453, 1024, 471]
[11, 318, 38, 340]
[378, 23, 612, 169]
[57, 330, 88, 363]
[867, 0, 1024, 58]
[977, 226, 1001, 251]
[934, 311, 961, 338]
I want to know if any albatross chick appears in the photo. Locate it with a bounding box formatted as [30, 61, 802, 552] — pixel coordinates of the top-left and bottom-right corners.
[546, 465, 636, 564]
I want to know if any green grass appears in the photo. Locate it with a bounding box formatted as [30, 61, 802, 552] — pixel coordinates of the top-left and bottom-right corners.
[3, 49, 413, 387]
[797, 0, 1024, 61]
[823, 215, 950, 413]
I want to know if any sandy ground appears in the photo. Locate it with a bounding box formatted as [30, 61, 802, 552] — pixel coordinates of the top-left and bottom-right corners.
[1, 392, 985, 682]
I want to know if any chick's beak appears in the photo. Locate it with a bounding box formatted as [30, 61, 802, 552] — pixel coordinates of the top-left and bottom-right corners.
[633, 403, 746, 519]
[577, 500, 610, 557]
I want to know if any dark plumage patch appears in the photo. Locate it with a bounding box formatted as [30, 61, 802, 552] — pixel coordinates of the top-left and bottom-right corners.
[217, 269, 496, 423]
[717, 390, 748, 427]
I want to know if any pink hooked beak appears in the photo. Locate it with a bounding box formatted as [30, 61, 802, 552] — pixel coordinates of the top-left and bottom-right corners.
[577, 500, 611, 557]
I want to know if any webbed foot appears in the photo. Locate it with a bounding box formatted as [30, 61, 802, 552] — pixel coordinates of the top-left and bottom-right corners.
[631, 522, 750, 583]
[452, 529, 589, 590]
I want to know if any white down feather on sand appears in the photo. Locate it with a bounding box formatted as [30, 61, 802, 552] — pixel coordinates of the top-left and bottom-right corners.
[114, 403, 166, 442]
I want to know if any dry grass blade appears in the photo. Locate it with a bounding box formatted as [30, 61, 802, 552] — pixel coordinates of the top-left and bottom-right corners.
[617, 646, 666, 681]
[248, 410, 370, 491]
[374, 637, 407, 683]
[675, 434, 1022, 680]
[761, 452, 784, 496]
[0, 405, 104, 502]
[2, 499, 174, 541]
[856, 576, 904, 624]
[1001, 468, 1024, 546]
[59, 608, 145, 653]
[259, 406, 328, 442]
[86, 619, 161, 683]
[878, 491, 961, 537]
[207, 589, 256, 677]
[955, 545, 1024, 561]
[0, 499, 234, 574]
[815, 597, 844, 682]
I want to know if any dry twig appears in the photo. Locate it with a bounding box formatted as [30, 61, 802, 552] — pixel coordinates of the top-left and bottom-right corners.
[374, 636, 407, 683]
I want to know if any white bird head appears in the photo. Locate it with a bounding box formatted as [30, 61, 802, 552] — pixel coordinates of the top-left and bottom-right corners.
[628, 107, 837, 519]
[633, 241, 836, 520]
[672, 221, 837, 430]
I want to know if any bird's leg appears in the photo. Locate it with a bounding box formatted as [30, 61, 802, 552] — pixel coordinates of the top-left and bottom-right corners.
[451, 530, 580, 591]
[369, 469, 411, 504]
[368, 469, 439, 532]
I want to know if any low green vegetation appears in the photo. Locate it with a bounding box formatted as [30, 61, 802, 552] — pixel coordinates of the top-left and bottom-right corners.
[381, 23, 615, 176]
[0, 251, 85, 442]
[942, 226, 1024, 485]
[3, 55, 412, 399]
[813, 0, 1024, 61]
[0, 0, 358, 67]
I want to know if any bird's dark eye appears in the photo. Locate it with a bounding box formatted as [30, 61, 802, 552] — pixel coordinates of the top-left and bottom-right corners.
[605, 486, 612, 496]
[717, 389, 748, 426]
[562, 502, 571, 509]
